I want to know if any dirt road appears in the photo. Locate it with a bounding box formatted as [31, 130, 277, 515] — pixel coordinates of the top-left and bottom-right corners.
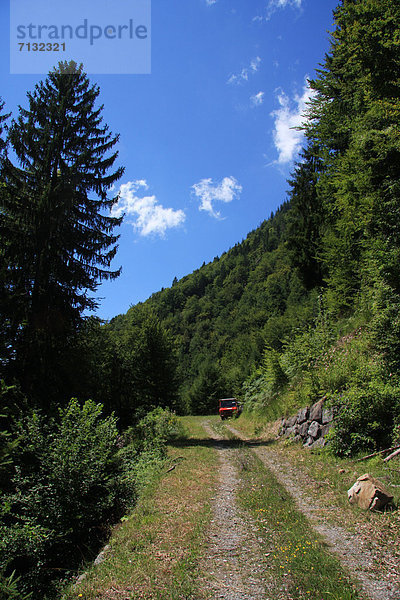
[199, 422, 284, 600]
[198, 419, 400, 600]
[70, 416, 399, 600]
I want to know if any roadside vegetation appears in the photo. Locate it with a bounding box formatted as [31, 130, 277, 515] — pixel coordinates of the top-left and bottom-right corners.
[62, 417, 217, 600]
[242, 313, 400, 457]
[0, 403, 183, 599]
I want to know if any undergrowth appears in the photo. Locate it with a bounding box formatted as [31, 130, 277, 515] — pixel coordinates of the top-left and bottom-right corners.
[61, 416, 217, 600]
[242, 307, 400, 456]
[0, 404, 183, 600]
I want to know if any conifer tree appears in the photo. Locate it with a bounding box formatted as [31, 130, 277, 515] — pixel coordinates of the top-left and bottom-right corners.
[0, 98, 13, 364]
[133, 314, 179, 412]
[0, 62, 124, 397]
[304, 0, 400, 314]
[287, 144, 325, 289]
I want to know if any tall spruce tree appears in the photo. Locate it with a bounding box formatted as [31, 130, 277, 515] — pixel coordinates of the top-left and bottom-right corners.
[286, 144, 325, 289]
[0, 98, 13, 365]
[0, 62, 124, 399]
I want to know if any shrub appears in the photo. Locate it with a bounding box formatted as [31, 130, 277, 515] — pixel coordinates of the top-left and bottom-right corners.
[119, 408, 185, 499]
[125, 407, 185, 454]
[0, 399, 125, 598]
[327, 373, 400, 457]
[313, 327, 367, 394]
[0, 569, 32, 599]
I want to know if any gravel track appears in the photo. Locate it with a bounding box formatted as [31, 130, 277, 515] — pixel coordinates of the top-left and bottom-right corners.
[199, 421, 283, 600]
[227, 424, 400, 600]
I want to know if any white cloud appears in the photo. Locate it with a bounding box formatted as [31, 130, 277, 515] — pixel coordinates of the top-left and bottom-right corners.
[205, 0, 217, 4]
[270, 78, 316, 164]
[192, 176, 242, 219]
[254, 0, 302, 21]
[227, 57, 261, 85]
[111, 180, 185, 237]
[250, 91, 265, 106]
[272, 0, 301, 6]
[250, 57, 261, 72]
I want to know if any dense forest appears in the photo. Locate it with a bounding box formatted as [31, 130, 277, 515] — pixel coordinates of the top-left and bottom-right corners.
[0, 0, 399, 597]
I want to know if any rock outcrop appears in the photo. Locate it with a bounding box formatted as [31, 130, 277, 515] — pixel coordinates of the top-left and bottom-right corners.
[279, 398, 334, 448]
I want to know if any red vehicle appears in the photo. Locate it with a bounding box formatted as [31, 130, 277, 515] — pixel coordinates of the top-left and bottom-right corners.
[218, 398, 241, 420]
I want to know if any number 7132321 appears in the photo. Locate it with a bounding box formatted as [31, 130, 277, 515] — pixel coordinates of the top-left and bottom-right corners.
[18, 42, 66, 51]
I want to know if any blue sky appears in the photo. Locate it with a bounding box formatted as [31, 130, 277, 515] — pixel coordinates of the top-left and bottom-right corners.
[1, 0, 338, 320]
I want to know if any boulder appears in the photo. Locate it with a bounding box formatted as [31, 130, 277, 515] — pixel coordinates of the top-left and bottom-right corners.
[298, 421, 309, 437]
[283, 426, 295, 437]
[322, 407, 334, 424]
[310, 437, 326, 449]
[307, 420, 321, 439]
[303, 436, 314, 447]
[320, 423, 332, 438]
[348, 473, 394, 511]
[286, 415, 298, 428]
[297, 406, 309, 424]
[94, 544, 111, 566]
[309, 399, 324, 422]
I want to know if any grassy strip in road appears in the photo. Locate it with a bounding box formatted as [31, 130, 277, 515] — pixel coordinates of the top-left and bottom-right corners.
[232, 414, 400, 582]
[62, 416, 216, 600]
[235, 447, 363, 600]
[234, 413, 400, 507]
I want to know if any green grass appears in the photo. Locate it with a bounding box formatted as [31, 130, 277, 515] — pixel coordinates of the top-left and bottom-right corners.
[235, 448, 363, 600]
[287, 445, 400, 508]
[61, 416, 217, 600]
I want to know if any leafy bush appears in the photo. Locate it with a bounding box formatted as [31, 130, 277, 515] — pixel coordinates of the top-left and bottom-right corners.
[117, 408, 185, 511]
[0, 404, 184, 599]
[0, 381, 25, 490]
[0, 399, 126, 598]
[262, 348, 288, 393]
[313, 327, 366, 394]
[280, 302, 335, 386]
[327, 371, 400, 457]
[242, 372, 269, 412]
[125, 407, 184, 454]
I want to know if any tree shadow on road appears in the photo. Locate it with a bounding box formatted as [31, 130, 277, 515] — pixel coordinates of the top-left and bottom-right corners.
[169, 437, 275, 449]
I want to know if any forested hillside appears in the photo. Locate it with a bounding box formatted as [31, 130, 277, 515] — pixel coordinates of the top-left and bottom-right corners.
[111, 0, 400, 453]
[109, 201, 318, 413]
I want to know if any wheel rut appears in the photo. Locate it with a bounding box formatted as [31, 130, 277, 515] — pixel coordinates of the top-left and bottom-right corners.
[199, 421, 284, 600]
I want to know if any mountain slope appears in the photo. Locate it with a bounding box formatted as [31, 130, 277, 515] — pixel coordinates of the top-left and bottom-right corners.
[109, 201, 317, 413]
